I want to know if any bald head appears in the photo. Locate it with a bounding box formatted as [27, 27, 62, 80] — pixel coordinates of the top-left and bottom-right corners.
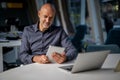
[39, 3, 56, 13]
[38, 3, 56, 32]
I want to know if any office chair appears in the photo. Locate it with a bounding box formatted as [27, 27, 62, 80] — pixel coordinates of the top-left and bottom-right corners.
[86, 44, 120, 53]
[5, 17, 20, 26]
[71, 25, 87, 52]
[5, 17, 20, 40]
[105, 28, 120, 48]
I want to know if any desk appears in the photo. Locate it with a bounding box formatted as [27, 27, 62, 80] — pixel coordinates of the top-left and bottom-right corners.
[0, 54, 120, 80]
[0, 40, 21, 72]
[113, 25, 120, 28]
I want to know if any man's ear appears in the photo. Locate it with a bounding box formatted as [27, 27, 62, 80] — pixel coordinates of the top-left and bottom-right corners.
[38, 11, 41, 18]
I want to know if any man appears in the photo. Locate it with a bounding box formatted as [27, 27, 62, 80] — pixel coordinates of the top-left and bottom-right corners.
[19, 3, 78, 64]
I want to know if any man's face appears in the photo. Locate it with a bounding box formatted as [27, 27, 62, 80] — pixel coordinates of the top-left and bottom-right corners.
[38, 7, 55, 31]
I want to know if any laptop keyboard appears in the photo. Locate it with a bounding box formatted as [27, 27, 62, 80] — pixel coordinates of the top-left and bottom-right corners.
[59, 65, 73, 71]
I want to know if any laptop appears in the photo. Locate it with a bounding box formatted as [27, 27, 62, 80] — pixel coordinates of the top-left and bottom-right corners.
[59, 50, 110, 73]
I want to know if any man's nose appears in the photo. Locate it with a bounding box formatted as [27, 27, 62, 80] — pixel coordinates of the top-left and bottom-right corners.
[46, 18, 50, 22]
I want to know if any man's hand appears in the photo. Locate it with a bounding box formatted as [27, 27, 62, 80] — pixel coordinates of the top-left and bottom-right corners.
[32, 55, 50, 64]
[52, 52, 66, 64]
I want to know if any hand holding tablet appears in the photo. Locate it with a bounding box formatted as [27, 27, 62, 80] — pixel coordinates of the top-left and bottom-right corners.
[46, 45, 65, 63]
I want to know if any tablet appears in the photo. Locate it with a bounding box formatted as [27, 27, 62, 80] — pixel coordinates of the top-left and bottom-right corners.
[46, 45, 65, 62]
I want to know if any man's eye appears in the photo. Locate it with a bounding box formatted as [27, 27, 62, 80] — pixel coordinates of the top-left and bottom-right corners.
[44, 15, 47, 18]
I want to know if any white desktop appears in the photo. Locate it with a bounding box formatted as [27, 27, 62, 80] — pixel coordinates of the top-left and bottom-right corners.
[0, 54, 120, 80]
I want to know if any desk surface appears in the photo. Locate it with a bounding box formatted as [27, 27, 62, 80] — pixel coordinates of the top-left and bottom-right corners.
[0, 54, 120, 80]
[0, 39, 21, 47]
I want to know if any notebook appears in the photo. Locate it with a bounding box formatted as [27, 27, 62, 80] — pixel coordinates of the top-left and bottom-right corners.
[46, 45, 65, 62]
[59, 50, 110, 73]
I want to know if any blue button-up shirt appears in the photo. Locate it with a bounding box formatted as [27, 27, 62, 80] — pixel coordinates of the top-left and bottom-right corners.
[19, 23, 78, 64]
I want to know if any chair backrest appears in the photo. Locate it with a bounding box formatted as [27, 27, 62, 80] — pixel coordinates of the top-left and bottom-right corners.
[86, 44, 120, 53]
[5, 17, 20, 26]
[71, 25, 87, 52]
[105, 28, 120, 48]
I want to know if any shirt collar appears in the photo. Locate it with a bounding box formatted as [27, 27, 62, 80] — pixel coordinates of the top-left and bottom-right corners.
[33, 21, 54, 33]
[34, 22, 40, 32]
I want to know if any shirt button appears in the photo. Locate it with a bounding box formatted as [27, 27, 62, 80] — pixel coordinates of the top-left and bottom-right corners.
[41, 49, 43, 51]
